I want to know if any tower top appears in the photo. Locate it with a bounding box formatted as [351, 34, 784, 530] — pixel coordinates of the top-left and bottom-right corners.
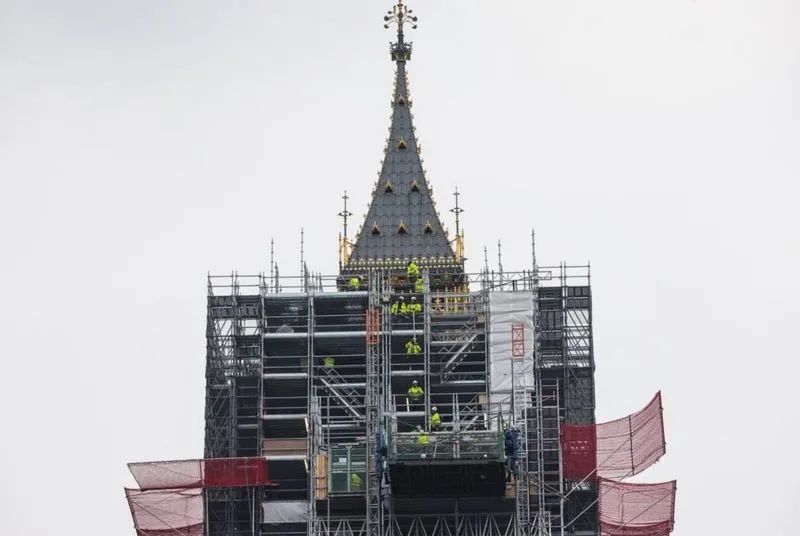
[342, 2, 459, 274]
[384, 1, 417, 61]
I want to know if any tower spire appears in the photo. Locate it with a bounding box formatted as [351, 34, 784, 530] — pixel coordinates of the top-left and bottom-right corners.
[343, 2, 457, 273]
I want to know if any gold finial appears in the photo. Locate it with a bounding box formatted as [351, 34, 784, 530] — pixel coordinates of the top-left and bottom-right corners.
[384, 1, 418, 35]
[384, 1, 418, 62]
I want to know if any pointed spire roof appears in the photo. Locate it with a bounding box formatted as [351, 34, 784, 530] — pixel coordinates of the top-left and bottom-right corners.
[344, 2, 457, 271]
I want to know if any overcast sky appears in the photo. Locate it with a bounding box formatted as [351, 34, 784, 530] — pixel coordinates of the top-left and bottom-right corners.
[0, 1, 798, 534]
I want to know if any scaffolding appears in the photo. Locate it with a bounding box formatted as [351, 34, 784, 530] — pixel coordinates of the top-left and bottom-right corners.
[205, 275, 265, 536]
[200, 260, 595, 536]
[365, 272, 386, 536]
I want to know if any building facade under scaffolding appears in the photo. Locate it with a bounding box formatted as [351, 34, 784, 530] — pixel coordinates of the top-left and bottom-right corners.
[124, 3, 677, 536]
[205, 260, 595, 536]
[203, 3, 596, 535]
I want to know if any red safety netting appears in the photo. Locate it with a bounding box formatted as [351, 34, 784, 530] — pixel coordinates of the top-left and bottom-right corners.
[129, 459, 203, 491]
[129, 457, 269, 491]
[598, 478, 676, 536]
[562, 392, 665, 480]
[125, 488, 204, 536]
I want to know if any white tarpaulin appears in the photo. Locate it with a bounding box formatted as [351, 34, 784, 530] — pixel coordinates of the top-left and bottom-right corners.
[262, 501, 308, 523]
[488, 292, 535, 413]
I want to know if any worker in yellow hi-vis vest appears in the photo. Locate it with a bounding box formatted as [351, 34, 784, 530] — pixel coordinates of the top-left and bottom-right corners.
[407, 260, 420, 281]
[348, 275, 361, 290]
[407, 380, 424, 401]
[405, 338, 422, 371]
[405, 338, 421, 356]
[430, 406, 442, 431]
[416, 425, 429, 446]
[391, 296, 405, 316]
[407, 380, 424, 411]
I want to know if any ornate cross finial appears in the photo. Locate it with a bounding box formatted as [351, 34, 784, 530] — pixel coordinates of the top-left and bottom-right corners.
[451, 187, 464, 237]
[384, 1, 418, 35]
[384, 1, 417, 61]
[338, 190, 353, 240]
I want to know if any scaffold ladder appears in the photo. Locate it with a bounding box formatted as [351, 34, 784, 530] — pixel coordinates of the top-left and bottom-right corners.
[365, 272, 384, 536]
[531, 250, 555, 536]
[513, 343, 531, 536]
[319, 367, 365, 419]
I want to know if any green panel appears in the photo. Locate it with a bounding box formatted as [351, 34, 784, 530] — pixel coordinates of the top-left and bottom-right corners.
[329, 445, 367, 494]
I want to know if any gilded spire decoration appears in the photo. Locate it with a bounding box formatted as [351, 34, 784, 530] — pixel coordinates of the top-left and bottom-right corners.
[384, 1, 417, 61]
[383, 1, 418, 38]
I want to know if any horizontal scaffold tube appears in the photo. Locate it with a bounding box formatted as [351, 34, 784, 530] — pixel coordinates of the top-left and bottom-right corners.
[263, 329, 422, 339]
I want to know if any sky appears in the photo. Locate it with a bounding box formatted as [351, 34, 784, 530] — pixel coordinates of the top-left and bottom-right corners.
[0, 0, 798, 534]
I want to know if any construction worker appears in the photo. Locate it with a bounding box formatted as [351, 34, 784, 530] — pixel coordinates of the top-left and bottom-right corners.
[409, 296, 422, 315]
[414, 277, 424, 293]
[407, 260, 420, 281]
[407, 380, 424, 411]
[350, 472, 363, 491]
[505, 427, 521, 475]
[416, 425, 429, 446]
[323, 356, 335, 369]
[348, 275, 361, 290]
[430, 406, 442, 431]
[390, 296, 406, 316]
[407, 380, 424, 401]
[405, 338, 421, 356]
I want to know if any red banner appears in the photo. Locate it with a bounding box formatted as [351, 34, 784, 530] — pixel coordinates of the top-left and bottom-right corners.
[204, 457, 269, 488]
[561, 423, 597, 480]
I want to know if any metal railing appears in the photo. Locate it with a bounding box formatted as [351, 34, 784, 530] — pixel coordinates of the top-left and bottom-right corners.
[207, 265, 590, 298]
[387, 427, 505, 463]
[386, 409, 506, 462]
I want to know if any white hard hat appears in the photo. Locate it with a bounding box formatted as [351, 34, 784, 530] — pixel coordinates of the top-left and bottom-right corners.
[431, 406, 437, 412]
[412, 380, 418, 385]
